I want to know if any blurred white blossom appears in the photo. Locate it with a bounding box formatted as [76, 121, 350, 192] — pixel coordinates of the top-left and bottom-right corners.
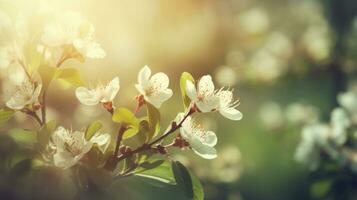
[51, 126, 110, 169]
[6, 79, 42, 110]
[76, 77, 120, 106]
[41, 11, 105, 59]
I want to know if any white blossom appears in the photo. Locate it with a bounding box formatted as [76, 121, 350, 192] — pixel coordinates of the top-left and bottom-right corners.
[186, 75, 242, 120]
[185, 75, 220, 112]
[75, 77, 120, 106]
[135, 65, 173, 108]
[6, 79, 42, 110]
[217, 90, 243, 121]
[330, 108, 350, 145]
[51, 126, 111, 169]
[41, 11, 105, 59]
[177, 113, 217, 159]
[294, 123, 330, 169]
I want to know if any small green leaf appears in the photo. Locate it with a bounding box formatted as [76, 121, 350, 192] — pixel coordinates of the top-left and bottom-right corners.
[56, 67, 85, 87]
[37, 120, 57, 150]
[85, 120, 103, 140]
[310, 179, 332, 198]
[112, 108, 140, 139]
[146, 103, 160, 142]
[180, 72, 195, 109]
[0, 108, 15, 127]
[172, 161, 194, 198]
[38, 64, 57, 89]
[9, 128, 37, 145]
[136, 160, 176, 185]
[123, 126, 139, 139]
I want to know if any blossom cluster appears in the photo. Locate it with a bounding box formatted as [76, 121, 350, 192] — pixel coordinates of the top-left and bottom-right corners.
[295, 88, 357, 172]
[0, 10, 242, 174]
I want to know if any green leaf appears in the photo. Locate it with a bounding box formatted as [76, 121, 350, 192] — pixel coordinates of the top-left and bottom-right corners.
[0, 108, 15, 127]
[310, 179, 332, 198]
[180, 72, 195, 109]
[38, 64, 57, 89]
[56, 67, 85, 87]
[9, 128, 37, 145]
[190, 171, 204, 200]
[146, 103, 161, 142]
[136, 160, 176, 185]
[172, 161, 194, 199]
[112, 107, 140, 139]
[85, 121, 103, 140]
[37, 120, 57, 150]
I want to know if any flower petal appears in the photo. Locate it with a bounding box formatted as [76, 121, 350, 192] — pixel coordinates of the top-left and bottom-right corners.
[185, 80, 197, 100]
[138, 65, 151, 90]
[103, 77, 120, 102]
[75, 87, 100, 106]
[6, 97, 25, 110]
[145, 89, 173, 108]
[90, 133, 111, 153]
[196, 95, 220, 113]
[150, 72, 169, 90]
[85, 42, 106, 59]
[202, 131, 217, 147]
[53, 151, 77, 169]
[190, 137, 217, 159]
[219, 108, 243, 121]
[198, 75, 214, 95]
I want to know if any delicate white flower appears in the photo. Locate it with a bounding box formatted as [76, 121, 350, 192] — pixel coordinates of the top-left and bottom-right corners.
[330, 108, 350, 145]
[186, 75, 242, 120]
[41, 11, 105, 59]
[294, 123, 330, 169]
[338, 91, 357, 114]
[185, 75, 220, 112]
[135, 65, 173, 108]
[6, 79, 42, 110]
[217, 90, 243, 121]
[177, 113, 217, 159]
[75, 77, 120, 106]
[51, 126, 111, 169]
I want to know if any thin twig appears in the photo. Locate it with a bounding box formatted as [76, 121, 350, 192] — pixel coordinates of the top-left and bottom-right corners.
[116, 108, 195, 163]
[18, 60, 32, 82]
[23, 108, 43, 126]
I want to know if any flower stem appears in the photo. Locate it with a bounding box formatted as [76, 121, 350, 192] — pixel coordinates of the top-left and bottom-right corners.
[115, 108, 195, 164]
[22, 108, 43, 126]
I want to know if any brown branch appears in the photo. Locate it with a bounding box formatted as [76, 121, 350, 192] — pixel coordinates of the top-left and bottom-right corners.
[115, 108, 195, 164]
[22, 108, 43, 126]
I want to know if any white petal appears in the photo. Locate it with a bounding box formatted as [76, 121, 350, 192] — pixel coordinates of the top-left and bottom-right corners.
[202, 131, 217, 147]
[6, 97, 25, 110]
[138, 65, 151, 90]
[218, 90, 233, 107]
[150, 72, 169, 89]
[90, 133, 111, 153]
[75, 87, 100, 106]
[198, 75, 215, 95]
[190, 138, 217, 159]
[219, 108, 243, 121]
[185, 80, 197, 100]
[145, 89, 173, 108]
[196, 96, 220, 113]
[135, 84, 145, 95]
[85, 42, 106, 59]
[103, 77, 120, 102]
[53, 151, 77, 169]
